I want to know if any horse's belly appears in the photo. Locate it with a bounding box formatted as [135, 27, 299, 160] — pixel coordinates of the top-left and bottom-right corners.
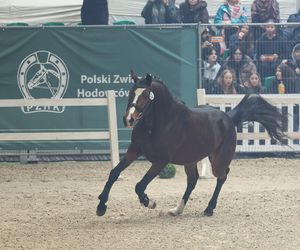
[171, 144, 210, 165]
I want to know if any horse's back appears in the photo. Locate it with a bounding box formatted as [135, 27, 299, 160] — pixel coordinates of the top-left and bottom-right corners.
[192, 105, 236, 142]
[191, 105, 233, 128]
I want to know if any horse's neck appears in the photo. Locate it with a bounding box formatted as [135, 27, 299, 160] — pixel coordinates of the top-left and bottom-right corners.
[151, 83, 187, 126]
[153, 98, 186, 128]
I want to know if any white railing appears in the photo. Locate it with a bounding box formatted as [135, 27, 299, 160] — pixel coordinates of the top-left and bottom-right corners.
[197, 89, 300, 177]
[0, 90, 119, 167]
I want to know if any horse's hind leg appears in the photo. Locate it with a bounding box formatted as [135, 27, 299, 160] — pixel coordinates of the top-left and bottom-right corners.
[169, 163, 199, 216]
[135, 162, 166, 209]
[202, 126, 236, 217]
[203, 167, 230, 216]
[96, 146, 140, 216]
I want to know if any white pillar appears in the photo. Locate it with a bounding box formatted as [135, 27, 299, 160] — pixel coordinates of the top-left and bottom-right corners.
[196, 89, 213, 178]
[107, 90, 120, 168]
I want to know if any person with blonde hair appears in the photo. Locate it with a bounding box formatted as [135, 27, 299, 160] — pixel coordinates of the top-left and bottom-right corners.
[215, 69, 239, 94]
[241, 71, 264, 93]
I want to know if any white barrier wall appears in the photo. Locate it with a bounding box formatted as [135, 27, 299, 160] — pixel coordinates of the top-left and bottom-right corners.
[197, 89, 300, 153]
[0, 90, 120, 167]
[197, 89, 300, 178]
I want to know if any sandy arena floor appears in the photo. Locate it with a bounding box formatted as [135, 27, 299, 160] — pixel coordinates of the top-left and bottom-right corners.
[0, 158, 299, 250]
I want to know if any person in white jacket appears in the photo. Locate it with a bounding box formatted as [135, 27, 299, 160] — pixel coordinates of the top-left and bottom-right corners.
[202, 46, 221, 94]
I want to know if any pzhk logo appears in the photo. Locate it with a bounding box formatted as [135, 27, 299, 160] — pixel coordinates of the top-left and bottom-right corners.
[17, 51, 69, 113]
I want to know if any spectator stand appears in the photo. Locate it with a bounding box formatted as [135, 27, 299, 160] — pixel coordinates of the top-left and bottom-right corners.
[199, 23, 300, 94]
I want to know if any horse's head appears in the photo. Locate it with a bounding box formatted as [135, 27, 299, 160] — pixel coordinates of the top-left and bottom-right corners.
[123, 70, 155, 128]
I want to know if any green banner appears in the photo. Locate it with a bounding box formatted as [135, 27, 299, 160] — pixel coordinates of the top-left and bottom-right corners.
[0, 25, 198, 151]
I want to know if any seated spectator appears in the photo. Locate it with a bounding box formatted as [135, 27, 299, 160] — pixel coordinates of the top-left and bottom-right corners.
[179, 0, 209, 24]
[269, 63, 300, 93]
[201, 46, 221, 94]
[81, 0, 109, 25]
[214, 0, 248, 47]
[240, 71, 264, 94]
[255, 20, 287, 78]
[251, 0, 280, 41]
[141, 0, 180, 24]
[283, 10, 300, 53]
[201, 28, 221, 59]
[229, 25, 254, 58]
[213, 69, 241, 94]
[219, 46, 257, 86]
[284, 43, 300, 76]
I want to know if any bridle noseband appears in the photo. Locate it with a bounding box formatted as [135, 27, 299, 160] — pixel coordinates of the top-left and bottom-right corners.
[131, 90, 155, 126]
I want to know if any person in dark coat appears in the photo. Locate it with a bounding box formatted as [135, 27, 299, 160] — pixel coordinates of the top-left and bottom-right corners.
[284, 43, 300, 76]
[283, 10, 300, 53]
[229, 25, 254, 58]
[141, 0, 180, 24]
[269, 63, 300, 94]
[255, 21, 287, 78]
[81, 0, 109, 25]
[219, 46, 257, 86]
[200, 28, 221, 60]
[179, 0, 209, 24]
[251, 0, 280, 41]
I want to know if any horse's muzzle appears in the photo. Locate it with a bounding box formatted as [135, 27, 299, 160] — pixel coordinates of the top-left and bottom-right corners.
[123, 113, 142, 128]
[123, 114, 134, 128]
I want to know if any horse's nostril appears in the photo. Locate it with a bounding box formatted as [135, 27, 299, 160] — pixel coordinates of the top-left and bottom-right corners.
[129, 117, 134, 125]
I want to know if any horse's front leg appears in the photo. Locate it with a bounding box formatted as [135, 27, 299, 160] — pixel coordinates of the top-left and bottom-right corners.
[97, 147, 140, 216]
[135, 162, 166, 209]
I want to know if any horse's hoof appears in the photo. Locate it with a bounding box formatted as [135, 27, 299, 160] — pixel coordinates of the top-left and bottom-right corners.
[168, 209, 179, 216]
[202, 208, 213, 217]
[96, 204, 107, 216]
[148, 200, 156, 209]
[168, 207, 182, 216]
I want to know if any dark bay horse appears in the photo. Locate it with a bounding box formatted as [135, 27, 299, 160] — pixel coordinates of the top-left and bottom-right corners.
[97, 71, 286, 217]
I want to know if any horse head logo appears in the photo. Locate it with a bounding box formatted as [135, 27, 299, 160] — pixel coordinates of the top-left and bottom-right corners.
[17, 50, 69, 113]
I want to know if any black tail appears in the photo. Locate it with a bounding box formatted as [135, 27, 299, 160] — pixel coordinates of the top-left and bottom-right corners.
[227, 94, 287, 143]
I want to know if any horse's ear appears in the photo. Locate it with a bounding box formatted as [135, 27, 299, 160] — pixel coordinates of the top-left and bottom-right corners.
[145, 73, 152, 86]
[130, 70, 139, 83]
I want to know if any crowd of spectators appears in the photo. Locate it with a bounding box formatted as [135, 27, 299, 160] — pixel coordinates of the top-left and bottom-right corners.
[80, 0, 300, 95]
[138, 0, 300, 95]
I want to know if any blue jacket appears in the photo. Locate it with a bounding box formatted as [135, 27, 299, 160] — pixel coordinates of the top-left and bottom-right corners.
[214, 4, 247, 25]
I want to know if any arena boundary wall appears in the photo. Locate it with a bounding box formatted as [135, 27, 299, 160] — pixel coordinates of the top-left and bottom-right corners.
[0, 90, 119, 167]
